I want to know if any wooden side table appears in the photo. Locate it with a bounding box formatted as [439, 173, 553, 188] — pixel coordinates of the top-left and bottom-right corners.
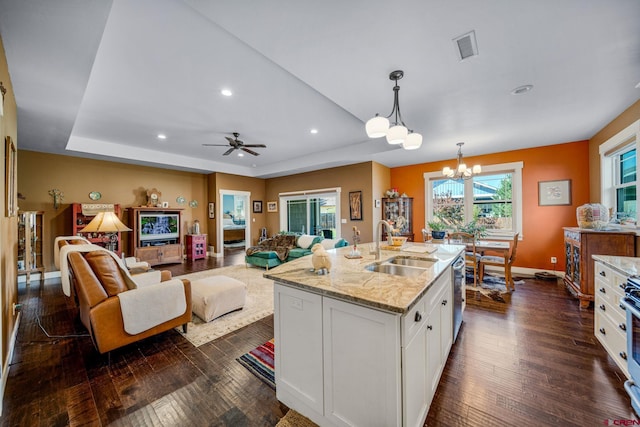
[186, 234, 207, 261]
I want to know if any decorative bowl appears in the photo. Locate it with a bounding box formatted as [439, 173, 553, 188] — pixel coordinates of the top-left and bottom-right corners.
[390, 236, 408, 246]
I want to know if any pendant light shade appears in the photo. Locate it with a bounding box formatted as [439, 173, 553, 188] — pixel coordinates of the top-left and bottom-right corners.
[386, 125, 408, 144]
[366, 70, 422, 150]
[402, 132, 423, 150]
[365, 115, 389, 138]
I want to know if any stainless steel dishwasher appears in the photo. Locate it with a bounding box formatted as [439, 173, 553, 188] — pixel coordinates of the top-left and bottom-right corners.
[452, 256, 465, 341]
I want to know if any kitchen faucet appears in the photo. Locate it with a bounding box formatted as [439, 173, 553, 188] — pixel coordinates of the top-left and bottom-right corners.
[374, 220, 394, 260]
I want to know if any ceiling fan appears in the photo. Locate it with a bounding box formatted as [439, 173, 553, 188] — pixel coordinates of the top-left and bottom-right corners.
[203, 132, 266, 156]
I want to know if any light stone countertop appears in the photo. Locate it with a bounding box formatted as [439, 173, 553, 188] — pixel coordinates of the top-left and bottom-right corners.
[592, 255, 640, 277]
[263, 243, 464, 314]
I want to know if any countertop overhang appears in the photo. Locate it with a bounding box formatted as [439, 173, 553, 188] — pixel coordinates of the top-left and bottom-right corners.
[264, 243, 464, 314]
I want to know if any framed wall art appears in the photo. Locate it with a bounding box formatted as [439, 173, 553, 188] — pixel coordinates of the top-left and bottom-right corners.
[349, 190, 363, 221]
[253, 200, 263, 213]
[538, 179, 571, 206]
[267, 201, 278, 213]
[5, 136, 16, 217]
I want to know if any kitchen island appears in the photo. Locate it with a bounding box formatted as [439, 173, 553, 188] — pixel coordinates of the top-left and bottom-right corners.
[264, 243, 464, 427]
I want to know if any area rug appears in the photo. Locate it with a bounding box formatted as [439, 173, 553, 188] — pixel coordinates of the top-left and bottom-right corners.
[465, 270, 525, 304]
[237, 338, 275, 389]
[174, 265, 273, 347]
[276, 410, 318, 427]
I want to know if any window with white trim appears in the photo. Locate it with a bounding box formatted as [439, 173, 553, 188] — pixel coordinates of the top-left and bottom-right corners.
[278, 188, 341, 238]
[424, 162, 523, 238]
[600, 120, 640, 226]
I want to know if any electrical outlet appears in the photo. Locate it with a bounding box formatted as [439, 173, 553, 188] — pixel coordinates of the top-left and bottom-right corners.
[551, 256, 557, 264]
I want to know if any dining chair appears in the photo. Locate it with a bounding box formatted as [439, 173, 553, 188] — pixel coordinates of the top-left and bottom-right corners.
[421, 228, 430, 242]
[478, 233, 520, 291]
[448, 232, 479, 287]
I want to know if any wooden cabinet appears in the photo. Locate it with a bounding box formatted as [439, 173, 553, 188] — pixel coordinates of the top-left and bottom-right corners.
[594, 260, 629, 378]
[129, 207, 183, 266]
[274, 268, 454, 427]
[186, 234, 207, 261]
[17, 211, 44, 283]
[382, 197, 414, 241]
[563, 227, 635, 308]
[72, 203, 123, 256]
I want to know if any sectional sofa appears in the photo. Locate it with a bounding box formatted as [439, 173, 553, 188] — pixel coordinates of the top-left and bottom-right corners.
[245, 234, 348, 269]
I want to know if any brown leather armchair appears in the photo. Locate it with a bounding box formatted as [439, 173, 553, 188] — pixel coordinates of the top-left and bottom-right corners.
[67, 250, 191, 354]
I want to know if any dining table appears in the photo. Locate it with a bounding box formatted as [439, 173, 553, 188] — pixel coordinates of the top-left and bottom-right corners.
[474, 239, 511, 256]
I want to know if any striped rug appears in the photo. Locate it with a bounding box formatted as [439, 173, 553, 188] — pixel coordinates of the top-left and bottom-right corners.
[237, 339, 275, 389]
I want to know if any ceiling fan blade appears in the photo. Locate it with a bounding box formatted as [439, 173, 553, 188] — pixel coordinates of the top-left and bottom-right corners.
[203, 144, 229, 146]
[241, 147, 260, 156]
[223, 147, 235, 156]
[225, 136, 235, 144]
[243, 144, 267, 148]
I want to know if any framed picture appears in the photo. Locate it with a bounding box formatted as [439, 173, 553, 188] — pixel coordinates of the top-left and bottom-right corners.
[253, 200, 263, 213]
[267, 201, 278, 212]
[208, 202, 215, 219]
[349, 190, 363, 221]
[161, 201, 169, 208]
[538, 179, 572, 206]
[5, 136, 16, 217]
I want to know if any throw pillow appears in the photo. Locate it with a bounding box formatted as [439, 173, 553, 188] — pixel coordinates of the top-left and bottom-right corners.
[297, 234, 320, 249]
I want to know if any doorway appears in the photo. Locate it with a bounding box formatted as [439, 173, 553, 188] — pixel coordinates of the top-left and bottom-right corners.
[218, 190, 251, 257]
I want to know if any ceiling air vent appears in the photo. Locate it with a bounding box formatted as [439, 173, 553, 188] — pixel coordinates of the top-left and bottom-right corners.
[453, 30, 478, 61]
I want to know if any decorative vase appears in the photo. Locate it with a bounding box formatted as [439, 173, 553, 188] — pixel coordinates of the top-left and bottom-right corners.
[431, 231, 446, 240]
[576, 204, 609, 229]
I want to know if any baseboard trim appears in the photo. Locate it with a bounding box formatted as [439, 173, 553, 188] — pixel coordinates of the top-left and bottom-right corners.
[0, 310, 22, 417]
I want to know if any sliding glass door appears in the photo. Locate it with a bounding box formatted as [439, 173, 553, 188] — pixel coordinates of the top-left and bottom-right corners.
[281, 192, 339, 238]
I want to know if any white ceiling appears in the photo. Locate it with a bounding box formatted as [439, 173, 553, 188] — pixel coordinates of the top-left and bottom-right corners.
[0, 0, 639, 178]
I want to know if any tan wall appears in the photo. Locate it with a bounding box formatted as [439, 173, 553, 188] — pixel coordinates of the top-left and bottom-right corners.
[17, 150, 208, 270]
[265, 162, 390, 244]
[0, 35, 18, 375]
[589, 99, 640, 202]
[212, 172, 266, 248]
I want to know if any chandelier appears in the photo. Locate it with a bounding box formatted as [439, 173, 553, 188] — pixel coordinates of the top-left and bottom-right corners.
[442, 142, 481, 179]
[365, 70, 422, 150]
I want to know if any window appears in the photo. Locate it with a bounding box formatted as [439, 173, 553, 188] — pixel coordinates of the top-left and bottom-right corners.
[425, 162, 523, 238]
[279, 189, 341, 238]
[600, 120, 640, 226]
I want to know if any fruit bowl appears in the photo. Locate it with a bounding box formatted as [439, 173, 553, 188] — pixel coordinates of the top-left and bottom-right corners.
[390, 236, 408, 246]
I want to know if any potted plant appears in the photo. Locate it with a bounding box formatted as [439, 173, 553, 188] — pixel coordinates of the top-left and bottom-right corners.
[427, 221, 447, 240]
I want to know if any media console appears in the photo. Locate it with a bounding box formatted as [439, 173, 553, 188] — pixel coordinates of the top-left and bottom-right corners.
[128, 207, 184, 266]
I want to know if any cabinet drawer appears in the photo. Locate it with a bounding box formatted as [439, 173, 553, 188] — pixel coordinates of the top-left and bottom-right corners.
[402, 296, 426, 346]
[594, 308, 629, 377]
[595, 292, 626, 330]
[595, 262, 627, 298]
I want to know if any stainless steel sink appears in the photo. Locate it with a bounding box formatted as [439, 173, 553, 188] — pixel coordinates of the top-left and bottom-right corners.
[388, 256, 438, 268]
[365, 263, 426, 277]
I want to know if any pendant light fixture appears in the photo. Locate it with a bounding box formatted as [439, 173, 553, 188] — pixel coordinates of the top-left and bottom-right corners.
[442, 142, 481, 179]
[366, 70, 422, 150]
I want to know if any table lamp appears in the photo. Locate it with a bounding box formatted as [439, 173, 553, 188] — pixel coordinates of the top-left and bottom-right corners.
[80, 211, 131, 252]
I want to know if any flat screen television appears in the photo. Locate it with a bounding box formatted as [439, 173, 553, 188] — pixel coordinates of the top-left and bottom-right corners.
[139, 213, 179, 241]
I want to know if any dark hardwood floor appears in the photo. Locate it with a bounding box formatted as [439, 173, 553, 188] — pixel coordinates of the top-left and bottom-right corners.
[1, 253, 636, 426]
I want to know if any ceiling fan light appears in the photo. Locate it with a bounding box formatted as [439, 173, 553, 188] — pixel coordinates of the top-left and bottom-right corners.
[402, 132, 422, 150]
[386, 125, 407, 145]
[366, 116, 389, 138]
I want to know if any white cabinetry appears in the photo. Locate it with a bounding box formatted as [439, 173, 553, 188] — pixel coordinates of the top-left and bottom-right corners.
[275, 269, 453, 427]
[594, 260, 629, 378]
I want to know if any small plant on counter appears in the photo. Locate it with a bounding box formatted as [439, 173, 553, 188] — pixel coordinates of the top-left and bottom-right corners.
[427, 221, 446, 231]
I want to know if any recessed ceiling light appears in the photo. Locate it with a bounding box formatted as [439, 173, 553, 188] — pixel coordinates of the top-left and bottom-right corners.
[157, 133, 167, 140]
[221, 89, 233, 97]
[511, 85, 533, 95]
[310, 129, 318, 134]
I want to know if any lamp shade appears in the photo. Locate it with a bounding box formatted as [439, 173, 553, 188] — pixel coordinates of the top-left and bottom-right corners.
[472, 165, 482, 174]
[80, 211, 132, 233]
[386, 125, 408, 144]
[402, 132, 422, 150]
[365, 116, 389, 138]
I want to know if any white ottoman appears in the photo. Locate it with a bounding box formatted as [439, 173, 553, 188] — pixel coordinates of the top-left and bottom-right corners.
[190, 276, 247, 322]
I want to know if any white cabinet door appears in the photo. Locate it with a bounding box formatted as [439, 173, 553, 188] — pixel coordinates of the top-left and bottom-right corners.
[425, 298, 442, 407]
[439, 284, 453, 363]
[274, 284, 324, 417]
[323, 297, 401, 427]
[402, 319, 428, 427]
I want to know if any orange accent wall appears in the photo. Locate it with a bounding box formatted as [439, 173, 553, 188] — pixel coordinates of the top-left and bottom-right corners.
[391, 140, 590, 271]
